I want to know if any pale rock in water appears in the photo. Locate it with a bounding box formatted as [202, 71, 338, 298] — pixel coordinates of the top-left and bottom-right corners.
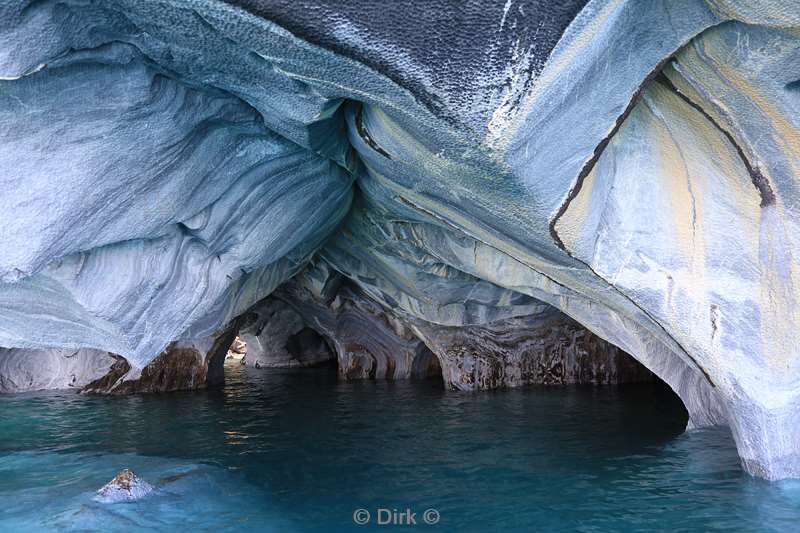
[94, 469, 154, 503]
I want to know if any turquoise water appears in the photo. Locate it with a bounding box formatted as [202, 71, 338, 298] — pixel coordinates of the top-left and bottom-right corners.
[1, 362, 799, 532]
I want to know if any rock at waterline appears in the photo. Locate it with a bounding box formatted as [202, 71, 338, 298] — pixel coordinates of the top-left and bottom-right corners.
[94, 469, 154, 503]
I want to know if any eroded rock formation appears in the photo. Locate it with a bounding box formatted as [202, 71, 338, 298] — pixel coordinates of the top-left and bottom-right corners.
[269, 264, 439, 380]
[415, 314, 654, 391]
[226, 336, 248, 361]
[238, 298, 336, 369]
[0, 348, 116, 393]
[94, 469, 154, 503]
[0, 0, 798, 479]
[81, 329, 237, 394]
[238, 261, 651, 388]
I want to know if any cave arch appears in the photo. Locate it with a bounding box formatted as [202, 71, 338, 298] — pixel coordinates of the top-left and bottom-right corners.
[1, 0, 798, 481]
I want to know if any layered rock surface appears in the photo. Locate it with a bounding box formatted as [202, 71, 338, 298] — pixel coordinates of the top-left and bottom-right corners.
[237, 298, 336, 369]
[0, 0, 798, 479]
[0, 348, 116, 393]
[415, 315, 653, 391]
[80, 328, 237, 394]
[239, 261, 652, 389]
[0, 328, 237, 394]
[244, 263, 440, 379]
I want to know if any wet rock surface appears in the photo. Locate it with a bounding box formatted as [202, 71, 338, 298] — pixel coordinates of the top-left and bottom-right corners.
[416, 313, 653, 391]
[0, 348, 116, 393]
[240, 261, 648, 389]
[226, 337, 247, 361]
[82, 329, 236, 394]
[94, 469, 154, 503]
[238, 300, 335, 369]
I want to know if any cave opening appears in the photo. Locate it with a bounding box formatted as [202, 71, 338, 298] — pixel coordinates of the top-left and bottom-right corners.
[612, 361, 690, 433]
[222, 297, 688, 430]
[411, 346, 443, 382]
[284, 327, 338, 369]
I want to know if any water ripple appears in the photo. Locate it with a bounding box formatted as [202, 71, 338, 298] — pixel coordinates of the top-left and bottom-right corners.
[0, 362, 797, 531]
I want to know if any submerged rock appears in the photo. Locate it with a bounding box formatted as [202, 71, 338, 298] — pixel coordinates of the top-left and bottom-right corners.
[94, 469, 154, 503]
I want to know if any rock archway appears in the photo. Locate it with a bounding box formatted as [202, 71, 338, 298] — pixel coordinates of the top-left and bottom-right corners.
[0, 0, 798, 479]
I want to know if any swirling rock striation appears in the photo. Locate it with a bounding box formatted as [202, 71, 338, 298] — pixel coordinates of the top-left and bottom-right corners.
[415, 314, 654, 391]
[94, 469, 154, 503]
[261, 262, 441, 380]
[0, 348, 116, 393]
[237, 298, 336, 369]
[0, 0, 799, 479]
[241, 260, 651, 389]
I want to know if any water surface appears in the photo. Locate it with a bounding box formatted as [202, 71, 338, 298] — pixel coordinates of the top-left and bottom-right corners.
[1, 362, 798, 532]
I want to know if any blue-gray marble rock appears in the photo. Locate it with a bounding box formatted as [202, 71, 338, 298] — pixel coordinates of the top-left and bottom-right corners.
[94, 469, 154, 503]
[0, 348, 115, 393]
[0, 0, 798, 480]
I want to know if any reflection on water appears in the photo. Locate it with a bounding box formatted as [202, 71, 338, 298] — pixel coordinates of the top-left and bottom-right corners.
[1, 362, 798, 532]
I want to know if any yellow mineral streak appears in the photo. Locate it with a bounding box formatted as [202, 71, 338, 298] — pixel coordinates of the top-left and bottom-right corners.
[690, 35, 800, 374]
